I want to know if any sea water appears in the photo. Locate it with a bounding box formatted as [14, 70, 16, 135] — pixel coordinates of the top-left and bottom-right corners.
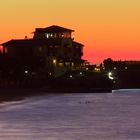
[0, 89, 140, 140]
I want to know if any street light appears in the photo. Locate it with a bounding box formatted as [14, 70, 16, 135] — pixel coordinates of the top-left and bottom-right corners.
[108, 72, 114, 80]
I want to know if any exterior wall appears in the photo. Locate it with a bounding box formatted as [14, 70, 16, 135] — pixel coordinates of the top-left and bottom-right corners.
[61, 38, 73, 58]
[73, 46, 83, 59]
[3, 46, 15, 56]
[33, 45, 47, 56]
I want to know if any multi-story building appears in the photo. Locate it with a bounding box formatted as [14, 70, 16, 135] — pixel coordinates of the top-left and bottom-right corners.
[1, 25, 85, 77]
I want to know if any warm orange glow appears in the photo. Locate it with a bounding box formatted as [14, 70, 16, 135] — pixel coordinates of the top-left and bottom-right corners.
[0, 0, 140, 63]
[0, 46, 3, 53]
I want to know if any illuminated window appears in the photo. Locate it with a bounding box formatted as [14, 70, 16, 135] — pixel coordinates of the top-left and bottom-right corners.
[25, 70, 28, 74]
[61, 34, 64, 38]
[65, 62, 70, 66]
[50, 33, 53, 37]
[53, 59, 56, 64]
[0, 46, 3, 53]
[80, 72, 83, 75]
[58, 63, 63, 67]
[72, 62, 74, 67]
[53, 59, 57, 66]
[45, 33, 49, 38]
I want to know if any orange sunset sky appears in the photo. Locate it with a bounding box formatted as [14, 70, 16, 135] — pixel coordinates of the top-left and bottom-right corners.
[0, 0, 140, 63]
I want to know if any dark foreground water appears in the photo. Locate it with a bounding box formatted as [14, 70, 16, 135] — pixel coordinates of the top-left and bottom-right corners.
[0, 89, 140, 140]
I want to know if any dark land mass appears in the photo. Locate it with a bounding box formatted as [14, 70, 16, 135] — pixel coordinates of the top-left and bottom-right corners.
[1, 59, 140, 103]
[0, 71, 113, 103]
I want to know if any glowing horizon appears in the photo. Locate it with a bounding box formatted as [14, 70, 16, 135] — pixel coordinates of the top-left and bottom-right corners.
[0, 0, 140, 63]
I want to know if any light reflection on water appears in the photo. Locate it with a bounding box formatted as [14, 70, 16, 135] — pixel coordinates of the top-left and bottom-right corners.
[0, 89, 140, 140]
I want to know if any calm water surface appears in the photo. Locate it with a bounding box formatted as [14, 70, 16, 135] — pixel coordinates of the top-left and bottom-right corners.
[0, 89, 140, 140]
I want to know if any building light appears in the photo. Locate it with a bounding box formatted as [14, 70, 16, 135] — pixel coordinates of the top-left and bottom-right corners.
[58, 63, 63, 67]
[72, 62, 74, 67]
[80, 72, 83, 75]
[50, 33, 53, 37]
[65, 62, 70, 66]
[69, 75, 73, 78]
[108, 72, 114, 80]
[25, 70, 28, 74]
[53, 59, 56, 63]
[125, 67, 128, 70]
[86, 68, 89, 71]
[61, 34, 64, 37]
[94, 67, 100, 72]
[53, 59, 57, 66]
[45, 33, 49, 38]
[108, 72, 112, 76]
[114, 67, 117, 70]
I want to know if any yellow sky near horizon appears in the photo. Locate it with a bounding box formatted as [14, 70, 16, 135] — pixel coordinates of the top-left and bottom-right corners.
[0, 0, 140, 63]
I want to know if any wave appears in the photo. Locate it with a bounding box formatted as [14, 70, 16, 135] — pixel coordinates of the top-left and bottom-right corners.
[112, 89, 140, 93]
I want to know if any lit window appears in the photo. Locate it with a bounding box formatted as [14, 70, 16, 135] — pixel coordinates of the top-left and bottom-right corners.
[65, 62, 70, 66]
[61, 34, 64, 38]
[50, 33, 53, 38]
[80, 72, 83, 75]
[58, 63, 63, 67]
[53, 59, 57, 66]
[25, 70, 28, 74]
[45, 33, 49, 38]
[72, 62, 74, 67]
[94, 67, 101, 72]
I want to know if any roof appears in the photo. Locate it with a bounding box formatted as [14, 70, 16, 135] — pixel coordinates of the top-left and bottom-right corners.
[34, 25, 74, 33]
[2, 39, 84, 48]
[73, 41, 84, 47]
[2, 39, 62, 47]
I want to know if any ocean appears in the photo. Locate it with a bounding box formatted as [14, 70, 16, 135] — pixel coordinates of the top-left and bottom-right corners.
[0, 89, 140, 140]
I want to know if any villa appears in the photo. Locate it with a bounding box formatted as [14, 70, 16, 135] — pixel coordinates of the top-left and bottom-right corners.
[1, 25, 85, 77]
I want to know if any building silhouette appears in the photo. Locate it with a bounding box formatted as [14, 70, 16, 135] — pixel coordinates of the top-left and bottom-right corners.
[1, 25, 85, 77]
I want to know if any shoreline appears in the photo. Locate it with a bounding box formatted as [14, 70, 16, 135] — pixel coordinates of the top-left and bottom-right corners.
[0, 86, 112, 103]
[1, 86, 140, 103]
[0, 87, 42, 103]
